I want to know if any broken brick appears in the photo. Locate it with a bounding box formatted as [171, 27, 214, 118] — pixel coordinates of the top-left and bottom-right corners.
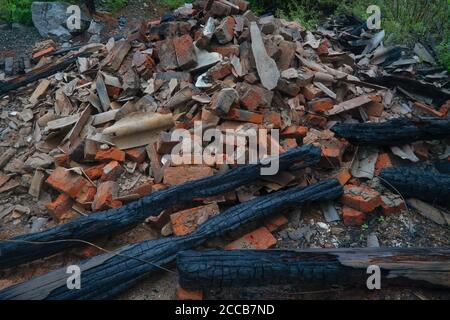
[308, 98, 334, 113]
[46, 194, 73, 222]
[215, 16, 235, 44]
[210, 45, 240, 57]
[210, 88, 239, 116]
[156, 39, 178, 70]
[207, 61, 233, 80]
[342, 184, 382, 213]
[173, 34, 197, 70]
[302, 85, 322, 101]
[75, 185, 97, 207]
[32, 46, 56, 60]
[54, 154, 69, 167]
[380, 194, 406, 216]
[237, 83, 272, 111]
[226, 108, 264, 124]
[334, 169, 352, 185]
[320, 145, 343, 168]
[95, 148, 126, 162]
[92, 181, 119, 211]
[46, 167, 89, 199]
[134, 182, 153, 196]
[282, 138, 298, 150]
[365, 101, 384, 117]
[276, 79, 301, 97]
[163, 165, 213, 186]
[210, 1, 232, 18]
[375, 153, 392, 176]
[343, 206, 365, 226]
[100, 161, 124, 181]
[125, 147, 147, 163]
[176, 286, 203, 300]
[264, 111, 282, 128]
[225, 226, 277, 249]
[281, 126, 308, 139]
[170, 203, 220, 236]
[84, 164, 106, 180]
[305, 114, 327, 129]
[264, 214, 288, 232]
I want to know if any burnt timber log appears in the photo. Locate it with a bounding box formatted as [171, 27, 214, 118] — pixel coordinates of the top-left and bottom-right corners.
[0, 55, 82, 96]
[331, 117, 450, 146]
[0, 145, 320, 269]
[177, 248, 450, 290]
[380, 167, 450, 207]
[0, 179, 343, 300]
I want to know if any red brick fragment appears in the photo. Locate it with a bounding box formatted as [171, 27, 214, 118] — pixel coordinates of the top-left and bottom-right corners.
[46, 167, 89, 199]
[380, 195, 406, 216]
[302, 85, 322, 101]
[334, 169, 352, 186]
[176, 286, 203, 300]
[226, 108, 263, 124]
[134, 182, 154, 196]
[163, 165, 213, 186]
[305, 113, 327, 129]
[343, 206, 365, 226]
[375, 153, 392, 176]
[54, 154, 69, 167]
[210, 45, 240, 57]
[125, 147, 147, 163]
[308, 98, 333, 113]
[281, 126, 308, 139]
[84, 164, 106, 180]
[225, 226, 277, 249]
[46, 194, 73, 222]
[92, 181, 118, 211]
[207, 61, 232, 80]
[100, 161, 124, 181]
[342, 184, 382, 213]
[320, 145, 343, 168]
[264, 214, 288, 232]
[170, 203, 220, 236]
[95, 148, 126, 162]
[173, 34, 197, 70]
[75, 185, 97, 207]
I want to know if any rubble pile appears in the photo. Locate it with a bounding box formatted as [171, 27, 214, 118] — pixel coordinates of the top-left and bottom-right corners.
[0, 0, 449, 299]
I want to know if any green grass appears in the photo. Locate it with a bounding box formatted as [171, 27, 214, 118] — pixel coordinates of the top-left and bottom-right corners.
[0, 0, 129, 25]
[0, 0, 34, 25]
[157, 0, 191, 9]
[249, 0, 450, 71]
[105, 0, 128, 13]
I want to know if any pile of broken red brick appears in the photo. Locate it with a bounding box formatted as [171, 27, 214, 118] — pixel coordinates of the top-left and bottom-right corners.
[0, 0, 449, 300]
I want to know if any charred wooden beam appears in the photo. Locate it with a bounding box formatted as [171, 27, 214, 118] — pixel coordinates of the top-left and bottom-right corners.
[380, 167, 450, 207]
[331, 117, 450, 146]
[0, 179, 343, 300]
[0, 145, 320, 269]
[366, 75, 450, 107]
[177, 248, 450, 290]
[0, 55, 81, 96]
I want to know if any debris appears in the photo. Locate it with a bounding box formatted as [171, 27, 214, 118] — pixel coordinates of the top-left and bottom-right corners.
[0, 180, 342, 298]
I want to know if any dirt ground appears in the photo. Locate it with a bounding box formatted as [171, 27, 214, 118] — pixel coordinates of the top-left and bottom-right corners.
[0, 0, 449, 301]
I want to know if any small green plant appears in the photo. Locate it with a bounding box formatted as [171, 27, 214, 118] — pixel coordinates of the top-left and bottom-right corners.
[361, 223, 369, 231]
[377, 216, 385, 223]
